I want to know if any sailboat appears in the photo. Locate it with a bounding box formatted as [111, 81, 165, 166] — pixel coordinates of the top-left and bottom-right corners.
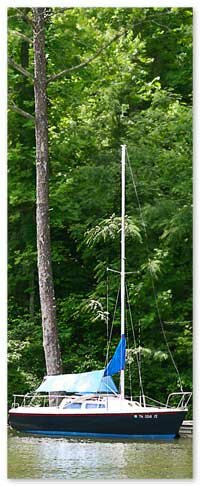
[9, 145, 191, 439]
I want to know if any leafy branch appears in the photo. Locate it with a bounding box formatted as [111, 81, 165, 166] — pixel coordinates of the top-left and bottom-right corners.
[8, 102, 35, 121]
[8, 57, 34, 81]
[47, 29, 126, 83]
[84, 214, 141, 247]
[8, 29, 33, 44]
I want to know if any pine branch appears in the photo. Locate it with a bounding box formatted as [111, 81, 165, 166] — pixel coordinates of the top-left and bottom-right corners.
[8, 103, 35, 121]
[47, 17, 173, 85]
[47, 29, 126, 84]
[15, 7, 33, 26]
[8, 57, 34, 81]
[150, 19, 171, 32]
[8, 29, 33, 44]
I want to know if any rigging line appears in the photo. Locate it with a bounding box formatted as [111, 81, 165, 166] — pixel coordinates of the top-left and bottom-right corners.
[126, 284, 145, 401]
[125, 306, 133, 401]
[148, 270, 183, 392]
[106, 270, 109, 359]
[126, 148, 183, 392]
[164, 321, 192, 324]
[126, 148, 148, 236]
[104, 281, 121, 369]
[138, 319, 142, 396]
[106, 270, 109, 403]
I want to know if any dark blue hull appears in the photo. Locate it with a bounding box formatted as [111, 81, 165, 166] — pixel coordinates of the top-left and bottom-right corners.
[9, 410, 186, 440]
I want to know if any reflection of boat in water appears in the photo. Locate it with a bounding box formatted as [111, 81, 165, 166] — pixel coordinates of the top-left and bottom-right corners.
[9, 145, 191, 439]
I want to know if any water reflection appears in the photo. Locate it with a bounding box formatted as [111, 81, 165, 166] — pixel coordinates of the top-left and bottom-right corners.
[8, 429, 192, 480]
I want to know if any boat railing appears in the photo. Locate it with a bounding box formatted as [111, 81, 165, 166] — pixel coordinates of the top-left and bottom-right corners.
[11, 393, 68, 408]
[132, 393, 192, 409]
[136, 395, 167, 408]
[165, 392, 192, 409]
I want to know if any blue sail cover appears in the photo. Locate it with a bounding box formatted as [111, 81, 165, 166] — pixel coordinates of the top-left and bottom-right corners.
[104, 334, 126, 377]
[36, 369, 118, 394]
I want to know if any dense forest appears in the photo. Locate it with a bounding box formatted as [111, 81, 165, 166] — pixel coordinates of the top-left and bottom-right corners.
[8, 7, 192, 408]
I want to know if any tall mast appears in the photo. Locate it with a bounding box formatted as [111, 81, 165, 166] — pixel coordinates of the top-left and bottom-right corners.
[120, 144, 126, 399]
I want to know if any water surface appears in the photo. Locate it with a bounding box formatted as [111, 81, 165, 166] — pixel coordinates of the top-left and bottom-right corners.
[8, 429, 192, 480]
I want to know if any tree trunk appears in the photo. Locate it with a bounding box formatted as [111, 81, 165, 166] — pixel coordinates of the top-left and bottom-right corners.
[33, 8, 62, 376]
[29, 270, 35, 318]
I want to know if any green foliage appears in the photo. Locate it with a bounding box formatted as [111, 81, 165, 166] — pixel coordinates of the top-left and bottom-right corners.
[7, 305, 45, 404]
[84, 214, 141, 247]
[8, 7, 192, 408]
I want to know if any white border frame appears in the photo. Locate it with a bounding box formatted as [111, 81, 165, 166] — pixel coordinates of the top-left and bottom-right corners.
[1, 1, 199, 484]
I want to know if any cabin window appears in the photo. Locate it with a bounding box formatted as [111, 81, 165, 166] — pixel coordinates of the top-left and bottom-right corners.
[64, 402, 82, 409]
[85, 403, 105, 409]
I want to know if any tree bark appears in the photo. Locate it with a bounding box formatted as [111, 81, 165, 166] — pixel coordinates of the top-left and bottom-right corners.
[33, 8, 62, 375]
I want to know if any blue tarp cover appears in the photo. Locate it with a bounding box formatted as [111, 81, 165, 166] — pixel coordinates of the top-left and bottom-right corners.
[36, 369, 118, 394]
[104, 334, 126, 377]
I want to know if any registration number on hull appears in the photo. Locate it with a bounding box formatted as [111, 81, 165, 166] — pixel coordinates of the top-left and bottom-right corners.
[133, 414, 158, 419]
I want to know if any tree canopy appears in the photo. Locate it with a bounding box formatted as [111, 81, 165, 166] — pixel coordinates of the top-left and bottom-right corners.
[8, 7, 192, 409]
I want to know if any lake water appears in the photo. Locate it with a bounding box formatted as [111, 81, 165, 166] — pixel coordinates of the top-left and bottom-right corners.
[8, 429, 192, 480]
